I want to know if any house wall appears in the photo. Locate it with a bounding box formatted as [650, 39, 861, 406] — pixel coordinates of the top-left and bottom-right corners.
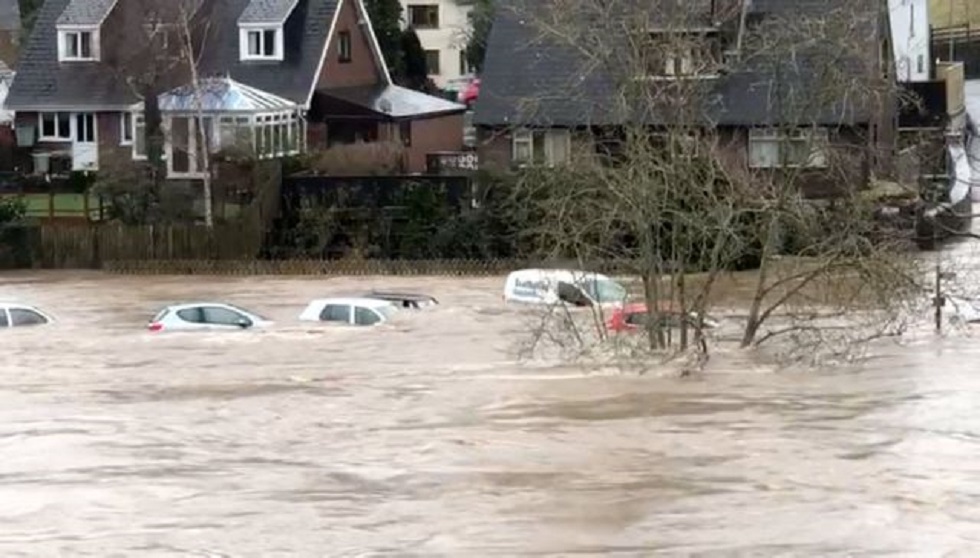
[400, 0, 473, 89]
[14, 111, 135, 171]
[401, 112, 465, 172]
[97, 111, 133, 166]
[318, 0, 384, 89]
[477, 125, 870, 199]
[889, 0, 930, 82]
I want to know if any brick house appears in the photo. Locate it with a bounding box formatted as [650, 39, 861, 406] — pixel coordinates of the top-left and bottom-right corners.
[472, 0, 943, 199]
[5, 0, 468, 177]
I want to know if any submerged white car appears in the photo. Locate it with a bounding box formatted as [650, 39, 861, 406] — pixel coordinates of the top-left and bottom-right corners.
[0, 303, 54, 328]
[299, 297, 397, 326]
[147, 302, 273, 332]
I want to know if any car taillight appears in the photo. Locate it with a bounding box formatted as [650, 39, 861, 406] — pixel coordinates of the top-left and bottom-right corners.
[148, 322, 163, 332]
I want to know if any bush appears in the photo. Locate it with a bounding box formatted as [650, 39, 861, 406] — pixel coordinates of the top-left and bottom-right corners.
[304, 141, 406, 176]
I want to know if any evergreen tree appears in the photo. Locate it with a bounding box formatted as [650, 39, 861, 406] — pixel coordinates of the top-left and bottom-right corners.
[363, 0, 405, 76]
[399, 27, 431, 92]
[465, 0, 494, 73]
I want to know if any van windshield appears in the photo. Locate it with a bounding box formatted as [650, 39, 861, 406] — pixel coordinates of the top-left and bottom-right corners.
[580, 278, 627, 303]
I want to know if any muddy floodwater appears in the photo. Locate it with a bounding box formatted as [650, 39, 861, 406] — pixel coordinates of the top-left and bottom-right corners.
[2, 271, 980, 556]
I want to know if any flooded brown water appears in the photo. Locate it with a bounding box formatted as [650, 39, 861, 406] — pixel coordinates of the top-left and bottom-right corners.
[2, 270, 980, 556]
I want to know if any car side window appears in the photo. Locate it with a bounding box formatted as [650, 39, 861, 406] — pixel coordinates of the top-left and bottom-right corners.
[176, 307, 205, 323]
[9, 308, 48, 327]
[557, 282, 591, 306]
[0, 309, 8, 327]
[203, 306, 250, 326]
[319, 304, 351, 323]
[625, 312, 647, 326]
[354, 306, 381, 325]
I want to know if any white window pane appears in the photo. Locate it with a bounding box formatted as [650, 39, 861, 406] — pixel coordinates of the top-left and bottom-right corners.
[248, 31, 260, 55]
[545, 130, 571, 165]
[749, 140, 779, 168]
[263, 29, 276, 56]
[80, 32, 91, 58]
[65, 33, 77, 57]
[41, 113, 55, 137]
[57, 113, 71, 138]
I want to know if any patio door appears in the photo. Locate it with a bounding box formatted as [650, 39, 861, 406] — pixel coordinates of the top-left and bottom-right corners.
[72, 113, 98, 171]
[166, 116, 211, 177]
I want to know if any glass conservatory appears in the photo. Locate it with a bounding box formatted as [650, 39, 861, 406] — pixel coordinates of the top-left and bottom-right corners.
[131, 77, 305, 178]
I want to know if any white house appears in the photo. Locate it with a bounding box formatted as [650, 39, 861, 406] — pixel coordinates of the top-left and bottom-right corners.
[888, 0, 930, 82]
[401, 0, 474, 90]
[0, 60, 12, 124]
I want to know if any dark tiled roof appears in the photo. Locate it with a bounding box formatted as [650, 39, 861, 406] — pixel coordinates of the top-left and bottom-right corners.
[6, 0, 136, 109]
[474, 0, 878, 128]
[7, 0, 342, 110]
[0, 0, 20, 31]
[239, 0, 301, 24]
[56, 0, 118, 25]
[198, 0, 339, 105]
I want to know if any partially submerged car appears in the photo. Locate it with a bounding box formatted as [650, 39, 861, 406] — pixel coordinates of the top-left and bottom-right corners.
[606, 302, 719, 333]
[299, 297, 397, 326]
[0, 303, 54, 328]
[503, 268, 629, 307]
[148, 303, 273, 332]
[363, 291, 438, 309]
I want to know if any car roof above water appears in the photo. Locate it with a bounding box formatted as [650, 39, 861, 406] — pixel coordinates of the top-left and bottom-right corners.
[307, 297, 395, 308]
[506, 268, 613, 282]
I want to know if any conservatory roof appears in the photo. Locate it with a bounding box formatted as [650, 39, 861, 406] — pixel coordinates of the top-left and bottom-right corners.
[137, 77, 300, 113]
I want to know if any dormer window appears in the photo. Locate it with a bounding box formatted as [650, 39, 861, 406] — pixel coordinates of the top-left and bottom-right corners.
[237, 0, 299, 62]
[240, 26, 283, 60]
[641, 30, 722, 80]
[58, 28, 99, 61]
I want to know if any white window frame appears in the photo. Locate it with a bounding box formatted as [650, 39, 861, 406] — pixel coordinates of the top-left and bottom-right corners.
[74, 112, 97, 143]
[120, 112, 133, 145]
[38, 112, 73, 141]
[57, 27, 99, 62]
[512, 128, 571, 167]
[407, 4, 440, 29]
[132, 112, 147, 160]
[163, 111, 303, 177]
[748, 127, 830, 169]
[239, 25, 283, 61]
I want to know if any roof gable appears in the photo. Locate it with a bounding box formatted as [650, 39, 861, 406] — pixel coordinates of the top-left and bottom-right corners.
[6, 0, 388, 110]
[56, 0, 119, 25]
[239, 0, 302, 24]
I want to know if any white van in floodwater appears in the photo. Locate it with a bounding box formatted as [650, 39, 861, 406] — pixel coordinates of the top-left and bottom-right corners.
[503, 269, 629, 307]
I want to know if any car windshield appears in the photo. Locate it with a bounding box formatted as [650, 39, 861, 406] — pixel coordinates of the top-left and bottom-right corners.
[580, 278, 627, 303]
[375, 305, 397, 320]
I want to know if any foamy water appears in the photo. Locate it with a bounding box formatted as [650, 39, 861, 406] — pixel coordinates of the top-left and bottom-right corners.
[1, 271, 979, 555]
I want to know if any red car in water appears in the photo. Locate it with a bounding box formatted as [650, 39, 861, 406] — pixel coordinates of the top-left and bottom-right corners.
[606, 302, 719, 333]
[458, 77, 480, 107]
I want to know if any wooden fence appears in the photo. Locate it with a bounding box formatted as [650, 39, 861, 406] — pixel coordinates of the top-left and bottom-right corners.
[102, 258, 532, 276]
[33, 222, 265, 268]
[15, 223, 650, 276]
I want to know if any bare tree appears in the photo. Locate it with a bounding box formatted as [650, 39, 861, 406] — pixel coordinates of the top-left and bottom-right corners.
[176, 2, 214, 227]
[496, 0, 927, 367]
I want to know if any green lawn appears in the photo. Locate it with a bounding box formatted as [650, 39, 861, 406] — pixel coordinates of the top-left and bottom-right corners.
[4, 193, 104, 220]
